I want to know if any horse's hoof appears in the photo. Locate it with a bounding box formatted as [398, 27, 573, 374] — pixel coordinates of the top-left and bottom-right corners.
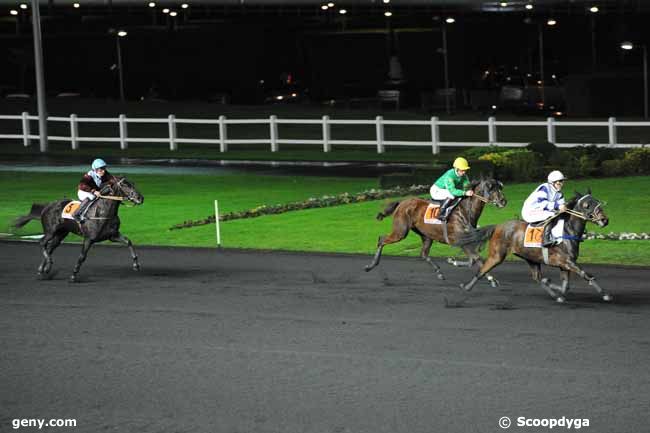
[541, 278, 550, 285]
[447, 257, 455, 265]
[603, 294, 613, 302]
[489, 279, 500, 288]
[364, 266, 373, 272]
[133, 263, 141, 271]
[69, 275, 78, 283]
[556, 296, 566, 303]
[436, 273, 445, 280]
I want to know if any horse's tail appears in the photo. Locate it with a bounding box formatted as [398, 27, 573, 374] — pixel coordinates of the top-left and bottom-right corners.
[376, 201, 401, 221]
[13, 203, 46, 229]
[453, 225, 497, 250]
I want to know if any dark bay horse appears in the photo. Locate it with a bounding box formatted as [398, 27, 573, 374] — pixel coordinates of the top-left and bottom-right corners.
[13, 176, 144, 282]
[454, 191, 611, 303]
[364, 178, 507, 281]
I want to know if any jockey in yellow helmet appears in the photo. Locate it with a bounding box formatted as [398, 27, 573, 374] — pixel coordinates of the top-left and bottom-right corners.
[430, 157, 474, 221]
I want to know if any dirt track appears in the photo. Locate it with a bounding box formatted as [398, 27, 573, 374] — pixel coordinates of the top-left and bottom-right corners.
[1, 241, 649, 433]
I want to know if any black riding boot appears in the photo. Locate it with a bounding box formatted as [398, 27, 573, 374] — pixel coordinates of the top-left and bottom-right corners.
[437, 198, 454, 222]
[542, 225, 555, 247]
[73, 198, 93, 223]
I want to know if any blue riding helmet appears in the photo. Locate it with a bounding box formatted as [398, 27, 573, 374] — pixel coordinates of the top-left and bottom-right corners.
[91, 158, 107, 170]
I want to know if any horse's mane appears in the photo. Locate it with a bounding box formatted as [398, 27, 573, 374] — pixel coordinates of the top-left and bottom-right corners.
[470, 176, 502, 192]
[565, 188, 592, 210]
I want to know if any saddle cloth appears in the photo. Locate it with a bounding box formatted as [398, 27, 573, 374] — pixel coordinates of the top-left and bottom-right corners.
[61, 201, 81, 220]
[524, 225, 544, 248]
[423, 203, 443, 225]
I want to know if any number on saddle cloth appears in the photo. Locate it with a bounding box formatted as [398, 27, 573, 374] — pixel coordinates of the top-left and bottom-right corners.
[61, 201, 82, 220]
[524, 225, 544, 248]
[424, 204, 443, 225]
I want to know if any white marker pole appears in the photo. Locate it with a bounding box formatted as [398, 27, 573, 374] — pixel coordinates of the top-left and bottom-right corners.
[214, 199, 221, 247]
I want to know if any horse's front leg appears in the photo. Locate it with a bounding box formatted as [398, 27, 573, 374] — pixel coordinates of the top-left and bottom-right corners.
[70, 238, 94, 283]
[446, 245, 473, 267]
[420, 236, 445, 280]
[111, 232, 140, 271]
[563, 261, 612, 302]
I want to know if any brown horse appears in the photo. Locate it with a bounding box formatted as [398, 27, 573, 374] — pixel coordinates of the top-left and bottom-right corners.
[454, 191, 611, 303]
[364, 178, 507, 282]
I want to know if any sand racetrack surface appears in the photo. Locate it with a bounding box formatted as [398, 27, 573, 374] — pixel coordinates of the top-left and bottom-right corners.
[1, 241, 649, 433]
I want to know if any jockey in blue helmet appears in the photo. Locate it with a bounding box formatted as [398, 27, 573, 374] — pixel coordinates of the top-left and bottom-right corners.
[73, 159, 111, 223]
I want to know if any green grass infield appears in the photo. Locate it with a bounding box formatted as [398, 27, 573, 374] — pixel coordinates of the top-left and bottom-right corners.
[2, 171, 649, 266]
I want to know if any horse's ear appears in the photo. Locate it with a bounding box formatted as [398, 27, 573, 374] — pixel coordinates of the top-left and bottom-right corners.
[586, 187, 592, 195]
[574, 190, 583, 198]
[470, 179, 480, 188]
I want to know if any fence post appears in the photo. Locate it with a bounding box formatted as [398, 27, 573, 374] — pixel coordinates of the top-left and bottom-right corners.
[546, 117, 556, 144]
[168, 115, 177, 151]
[322, 115, 331, 152]
[219, 115, 227, 152]
[430, 116, 440, 154]
[270, 115, 278, 152]
[375, 115, 385, 154]
[488, 116, 497, 145]
[70, 114, 79, 150]
[608, 117, 617, 147]
[118, 114, 128, 150]
[21, 111, 31, 147]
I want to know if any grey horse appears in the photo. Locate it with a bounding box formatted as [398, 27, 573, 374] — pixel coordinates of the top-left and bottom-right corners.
[14, 176, 144, 282]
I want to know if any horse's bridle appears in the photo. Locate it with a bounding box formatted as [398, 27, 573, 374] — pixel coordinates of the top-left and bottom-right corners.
[104, 176, 136, 203]
[474, 181, 505, 207]
[565, 194, 606, 224]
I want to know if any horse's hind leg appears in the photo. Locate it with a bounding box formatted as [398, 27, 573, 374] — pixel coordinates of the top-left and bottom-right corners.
[110, 232, 140, 271]
[524, 258, 565, 303]
[453, 246, 500, 288]
[460, 247, 506, 292]
[40, 232, 66, 275]
[562, 261, 612, 302]
[38, 234, 54, 274]
[365, 221, 409, 272]
[420, 236, 445, 280]
[70, 238, 94, 283]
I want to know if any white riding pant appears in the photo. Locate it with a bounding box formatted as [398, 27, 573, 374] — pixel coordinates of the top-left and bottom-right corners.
[77, 190, 96, 201]
[430, 184, 455, 201]
[522, 207, 564, 240]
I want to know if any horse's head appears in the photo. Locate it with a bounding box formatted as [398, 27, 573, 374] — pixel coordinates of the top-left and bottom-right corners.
[471, 178, 507, 208]
[107, 176, 144, 205]
[568, 189, 608, 228]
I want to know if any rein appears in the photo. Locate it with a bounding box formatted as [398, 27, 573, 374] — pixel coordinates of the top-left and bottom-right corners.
[540, 196, 604, 228]
[98, 195, 124, 201]
[473, 193, 501, 206]
[473, 194, 490, 203]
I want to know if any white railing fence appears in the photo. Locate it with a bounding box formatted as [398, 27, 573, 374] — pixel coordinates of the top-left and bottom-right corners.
[0, 112, 647, 154]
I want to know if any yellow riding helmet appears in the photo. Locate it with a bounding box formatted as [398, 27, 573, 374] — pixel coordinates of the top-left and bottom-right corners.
[453, 157, 470, 170]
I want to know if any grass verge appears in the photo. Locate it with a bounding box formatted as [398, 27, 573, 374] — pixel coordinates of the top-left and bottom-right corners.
[2, 171, 649, 265]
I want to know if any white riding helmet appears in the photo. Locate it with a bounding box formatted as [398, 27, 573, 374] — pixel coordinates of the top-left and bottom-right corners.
[547, 170, 566, 183]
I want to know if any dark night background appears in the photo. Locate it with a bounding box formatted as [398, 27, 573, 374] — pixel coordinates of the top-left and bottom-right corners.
[1, 0, 649, 116]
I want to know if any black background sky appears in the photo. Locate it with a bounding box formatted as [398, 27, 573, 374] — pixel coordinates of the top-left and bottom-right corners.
[0, 1, 648, 103]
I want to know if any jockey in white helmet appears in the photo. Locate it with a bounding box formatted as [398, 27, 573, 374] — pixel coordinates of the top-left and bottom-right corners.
[521, 170, 567, 246]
